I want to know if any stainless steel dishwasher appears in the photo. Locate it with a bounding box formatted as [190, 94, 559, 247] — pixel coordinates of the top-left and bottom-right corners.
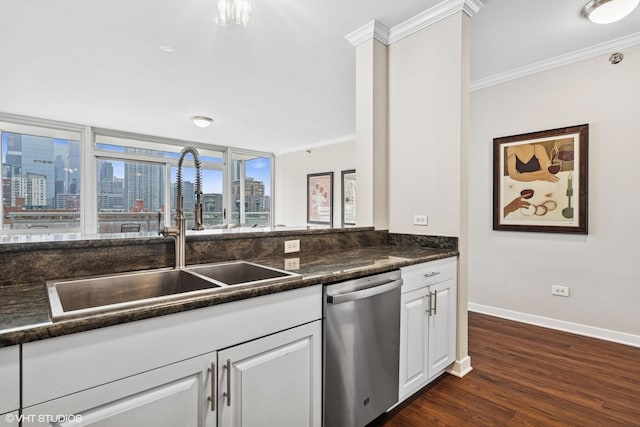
[323, 270, 402, 427]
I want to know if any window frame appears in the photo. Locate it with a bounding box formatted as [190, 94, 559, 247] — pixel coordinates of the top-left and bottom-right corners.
[0, 113, 276, 236]
[0, 113, 85, 234]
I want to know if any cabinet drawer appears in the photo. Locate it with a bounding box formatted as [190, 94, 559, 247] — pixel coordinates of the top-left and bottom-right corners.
[401, 257, 456, 293]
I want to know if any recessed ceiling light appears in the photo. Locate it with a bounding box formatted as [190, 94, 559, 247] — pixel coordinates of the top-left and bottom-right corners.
[582, 0, 640, 24]
[159, 45, 175, 53]
[191, 116, 214, 128]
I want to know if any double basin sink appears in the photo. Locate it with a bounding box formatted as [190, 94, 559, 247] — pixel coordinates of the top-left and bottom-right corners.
[47, 261, 301, 321]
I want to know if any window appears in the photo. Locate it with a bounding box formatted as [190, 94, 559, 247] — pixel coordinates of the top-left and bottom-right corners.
[94, 131, 231, 233]
[0, 114, 275, 235]
[1, 119, 83, 233]
[97, 158, 165, 233]
[231, 152, 273, 226]
[170, 160, 224, 230]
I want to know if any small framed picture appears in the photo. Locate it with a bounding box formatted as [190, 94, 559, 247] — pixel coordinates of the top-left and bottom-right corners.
[307, 172, 333, 226]
[493, 124, 588, 234]
[341, 169, 356, 226]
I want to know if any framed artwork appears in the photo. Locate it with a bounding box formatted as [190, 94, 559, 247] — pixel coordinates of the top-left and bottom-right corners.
[493, 124, 588, 234]
[307, 172, 333, 226]
[341, 169, 356, 226]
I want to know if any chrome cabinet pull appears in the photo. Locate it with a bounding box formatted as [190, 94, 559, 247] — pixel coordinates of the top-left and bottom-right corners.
[433, 290, 438, 315]
[425, 293, 432, 316]
[224, 359, 231, 407]
[424, 271, 440, 278]
[207, 362, 216, 412]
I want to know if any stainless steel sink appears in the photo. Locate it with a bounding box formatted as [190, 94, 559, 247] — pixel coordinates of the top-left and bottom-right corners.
[47, 268, 224, 321]
[186, 261, 300, 286]
[47, 261, 300, 321]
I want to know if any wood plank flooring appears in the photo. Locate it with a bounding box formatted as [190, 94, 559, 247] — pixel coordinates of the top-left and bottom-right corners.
[371, 312, 640, 426]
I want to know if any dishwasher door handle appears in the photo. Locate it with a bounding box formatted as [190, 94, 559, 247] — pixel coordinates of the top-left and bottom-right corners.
[327, 279, 402, 305]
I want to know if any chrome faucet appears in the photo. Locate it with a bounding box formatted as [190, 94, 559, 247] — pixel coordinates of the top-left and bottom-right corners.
[160, 146, 204, 268]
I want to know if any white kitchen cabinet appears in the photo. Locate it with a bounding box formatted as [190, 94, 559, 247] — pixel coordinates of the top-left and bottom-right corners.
[23, 352, 216, 427]
[217, 320, 321, 427]
[398, 258, 457, 403]
[0, 345, 19, 416]
[0, 412, 19, 427]
[21, 285, 322, 426]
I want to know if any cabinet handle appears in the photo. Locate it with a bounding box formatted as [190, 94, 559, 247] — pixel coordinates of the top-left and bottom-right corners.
[433, 290, 438, 316]
[208, 362, 216, 412]
[224, 359, 231, 407]
[425, 293, 432, 316]
[424, 272, 440, 278]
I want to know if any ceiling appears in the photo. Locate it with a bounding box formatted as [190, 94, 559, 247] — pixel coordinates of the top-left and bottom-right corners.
[1, 0, 639, 154]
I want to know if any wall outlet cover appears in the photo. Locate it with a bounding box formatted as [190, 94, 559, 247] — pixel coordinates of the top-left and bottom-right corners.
[413, 214, 428, 226]
[551, 285, 570, 297]
[284, 239, 300, 253]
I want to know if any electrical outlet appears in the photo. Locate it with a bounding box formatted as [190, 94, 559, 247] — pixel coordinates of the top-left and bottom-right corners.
[551, 285, 570, 297]
[413, 215, 428, 226]
[284, 257, 300, 270]
[284, 239, 300, 253]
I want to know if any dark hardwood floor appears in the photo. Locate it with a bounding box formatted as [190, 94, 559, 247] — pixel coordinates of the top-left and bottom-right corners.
[372, 312, 640, 426]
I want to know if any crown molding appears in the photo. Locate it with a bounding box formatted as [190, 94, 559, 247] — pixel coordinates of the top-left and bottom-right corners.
[345, 21, 389, 46]
[470, 31, 640, 91]
[463, 0, 484, 16]
[345, 0, 485, 46]
[388, 0, 484, 44]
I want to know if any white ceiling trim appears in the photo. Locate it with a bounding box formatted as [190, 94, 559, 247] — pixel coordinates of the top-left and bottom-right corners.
[345, 21, 390, 46]
[470, 31, 640, 92]
[388, 0, 484, 44]
[345, 0, 484, 46]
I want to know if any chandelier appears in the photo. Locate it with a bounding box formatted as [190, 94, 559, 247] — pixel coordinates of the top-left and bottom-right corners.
[213, 0, 254, 27]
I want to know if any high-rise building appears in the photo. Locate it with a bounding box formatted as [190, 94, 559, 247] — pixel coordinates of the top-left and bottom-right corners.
[26, 173, 47, 207]
[97, 161, 123, 211]
[232, 177, 266, 213]
[19, 135, 55, 206]
[123, 150, 163, 212]
[10, 176, 27, 206]
[100, 162, 114, 181]
[4, 133, 22, 170]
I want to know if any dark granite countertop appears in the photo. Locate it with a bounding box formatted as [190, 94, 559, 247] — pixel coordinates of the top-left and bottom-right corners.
[0, 245, 457, 347]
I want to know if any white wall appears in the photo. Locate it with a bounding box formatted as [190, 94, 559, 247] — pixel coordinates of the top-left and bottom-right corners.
[274, 140, 356, 227]
[469, 45, 640, 341]
[388, 14, 464, 237]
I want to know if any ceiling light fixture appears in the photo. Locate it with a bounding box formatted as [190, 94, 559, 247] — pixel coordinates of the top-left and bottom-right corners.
[191, 116, 213, 128]
[582, 0, 640, 24]
[213, 0, 254, 27]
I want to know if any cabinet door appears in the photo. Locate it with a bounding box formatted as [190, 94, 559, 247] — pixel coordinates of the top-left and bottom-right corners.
[218, 321, 321, 427]
[0, 412, 19, 427]
[23, 352, 216, 427]
[0, 346, 19, 415]
[427, 279, 457, 378]
[398, 287, 429, 402]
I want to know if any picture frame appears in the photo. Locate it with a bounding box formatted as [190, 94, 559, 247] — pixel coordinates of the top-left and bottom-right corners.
[307, 172, 333, 226]
[341, 169, 356, 226]
[493, 124, 588, 234]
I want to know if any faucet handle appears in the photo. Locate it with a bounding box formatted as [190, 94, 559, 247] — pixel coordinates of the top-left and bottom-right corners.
[193, 203, 204, 231]
[160, 226, 179, 238]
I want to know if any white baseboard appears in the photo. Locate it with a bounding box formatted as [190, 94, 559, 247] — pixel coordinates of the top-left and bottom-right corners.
[447, 356, 473, 378]
[468, 303, 640, 348]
